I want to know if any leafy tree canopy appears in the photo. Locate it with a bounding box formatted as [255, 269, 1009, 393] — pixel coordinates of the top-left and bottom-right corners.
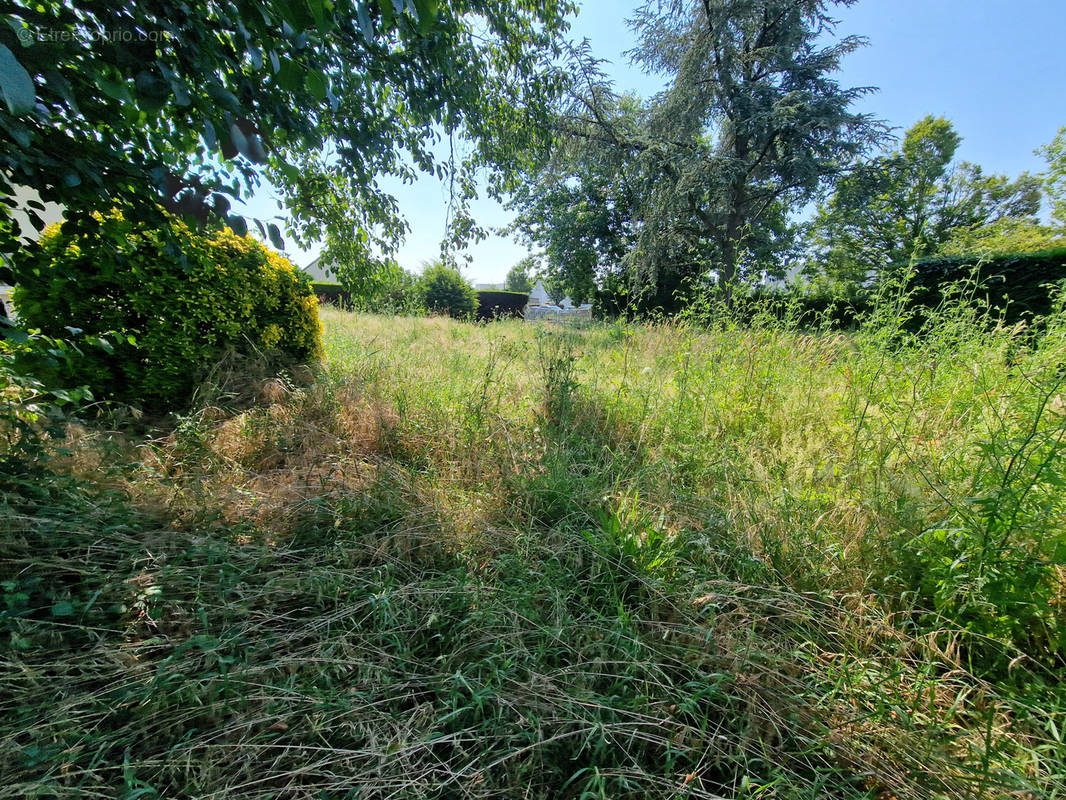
[508, 90, 640, 306]
[0, 0, 575, 284]
[1039, 126, 1066, 227]
[541, 271, 571, 305]
[511, 0, 884, 312]
[504, 256, 536, 293]
[939, 219, 1066, 257]
[624, 0, 884, 290]
[806, 116, 1043, 286]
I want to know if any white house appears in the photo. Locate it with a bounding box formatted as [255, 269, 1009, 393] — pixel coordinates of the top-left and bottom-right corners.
[300, 255, 334, 283]
[1, 184, 65, 320]
[528, 279, 574, 309]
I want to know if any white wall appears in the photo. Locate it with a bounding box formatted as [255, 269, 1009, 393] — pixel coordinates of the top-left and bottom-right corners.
[8, 184, 64, 244]
[300, 256, 335, 283]
[2, 185, 66, 319]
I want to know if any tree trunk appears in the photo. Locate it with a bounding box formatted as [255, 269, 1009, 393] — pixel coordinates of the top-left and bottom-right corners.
[720, 176, 747, 302]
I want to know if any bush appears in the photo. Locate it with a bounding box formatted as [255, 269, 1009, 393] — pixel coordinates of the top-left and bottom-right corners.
[315, 266, 424, 314]
[358, 265, 424, 314]
[417, 262, 477, 319]
[476, 290, 528, 321]
[908, 248, 1066, 324]
[0, 325, 106, 462]
[311, 282, 352, 308]
[11, 211, 323, 408]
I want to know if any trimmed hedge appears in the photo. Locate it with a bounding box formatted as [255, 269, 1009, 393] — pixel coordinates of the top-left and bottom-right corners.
[312, 282, 352, 307]
[12, 212, 323, 408]
[476, 290, 529, 321]
[909, 248, 1066, 324]
[592, 249, 1066, 329]
[728, 293, 868, 329]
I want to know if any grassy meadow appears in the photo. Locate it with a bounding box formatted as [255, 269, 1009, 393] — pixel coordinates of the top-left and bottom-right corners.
[2, 301, 1066, 798]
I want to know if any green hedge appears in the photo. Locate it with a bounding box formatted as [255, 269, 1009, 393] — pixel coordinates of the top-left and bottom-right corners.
[476, 290, 528, 321]
[729, 292, 868, 329]
[311, 282, 352, 307]
[12, 212, 322, 408]
[908, 248, 1066, 324]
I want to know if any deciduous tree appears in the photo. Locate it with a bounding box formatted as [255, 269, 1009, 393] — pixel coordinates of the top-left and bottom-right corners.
[0, 0, 574, 286]
[505, 257, 536, 293]
[1039, 126, 1066, 227]
[508, 91, 640, 306]
[807, 116, 1042, 285]
[512, 0, 883, 311]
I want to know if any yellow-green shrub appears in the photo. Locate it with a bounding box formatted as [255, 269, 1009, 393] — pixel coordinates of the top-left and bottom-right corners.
[11, 211, 323, 407]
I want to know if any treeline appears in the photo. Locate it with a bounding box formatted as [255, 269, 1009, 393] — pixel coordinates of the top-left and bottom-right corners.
[512, 108, 1066, 319]
[313, 261, 529, 321]
[501, 0, 1066, 320]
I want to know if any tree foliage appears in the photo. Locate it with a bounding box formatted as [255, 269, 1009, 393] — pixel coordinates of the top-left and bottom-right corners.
[12, 212, 322, 407]
[509, 90, 641, 306]
[939, 218, 1066, 257]
[504, 256, 536, 293]
[418, 261, 477, 319]
[624, 0, 883, 290]
[0, 0, 575, 282]
[806, 116, 1043, 285]
[1039, 126, 1066, 227]
[511, 0, 883, 312]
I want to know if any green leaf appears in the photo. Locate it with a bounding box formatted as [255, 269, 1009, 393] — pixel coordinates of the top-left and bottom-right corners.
[268, 223, 285, 250]
[134, 71, 169, 112]
[248, 44, 264, 71]
[380, 0, 395, 29]
[168, 78, 191, 107]
[276, 59, 303, 93]
[51, 601, 74, 617]
[305, 71, 327, 102]
[0, 43, 36, 115]
[278, 161, 302, 184]
[205, 83, 240, 112]
[5, 119, 30, 148]
[356, 3, 374, 40]
[247, 133, 268, 163]
[202, 119, 217, 151]
[412, 0, 439, 31]
[228, 214, 248, 237]
[43, 69, 78, 113]
[89, 336, 113, 354]
[211, 193, 231, 217]
[229, 122, 251, 160]
[307, 0, 328, 31]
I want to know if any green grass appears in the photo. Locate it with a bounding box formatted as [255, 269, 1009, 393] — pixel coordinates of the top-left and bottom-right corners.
[2, 300, 1065, 798]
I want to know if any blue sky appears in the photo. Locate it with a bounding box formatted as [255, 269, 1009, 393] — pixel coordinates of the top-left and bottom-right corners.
[251, 0, 1066, 284]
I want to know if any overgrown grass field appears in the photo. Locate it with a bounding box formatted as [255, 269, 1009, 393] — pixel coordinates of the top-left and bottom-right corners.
[3, 301, 1065, 798]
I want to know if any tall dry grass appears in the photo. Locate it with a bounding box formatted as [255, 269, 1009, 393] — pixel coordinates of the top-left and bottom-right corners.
[1, 298, 1064, 798]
